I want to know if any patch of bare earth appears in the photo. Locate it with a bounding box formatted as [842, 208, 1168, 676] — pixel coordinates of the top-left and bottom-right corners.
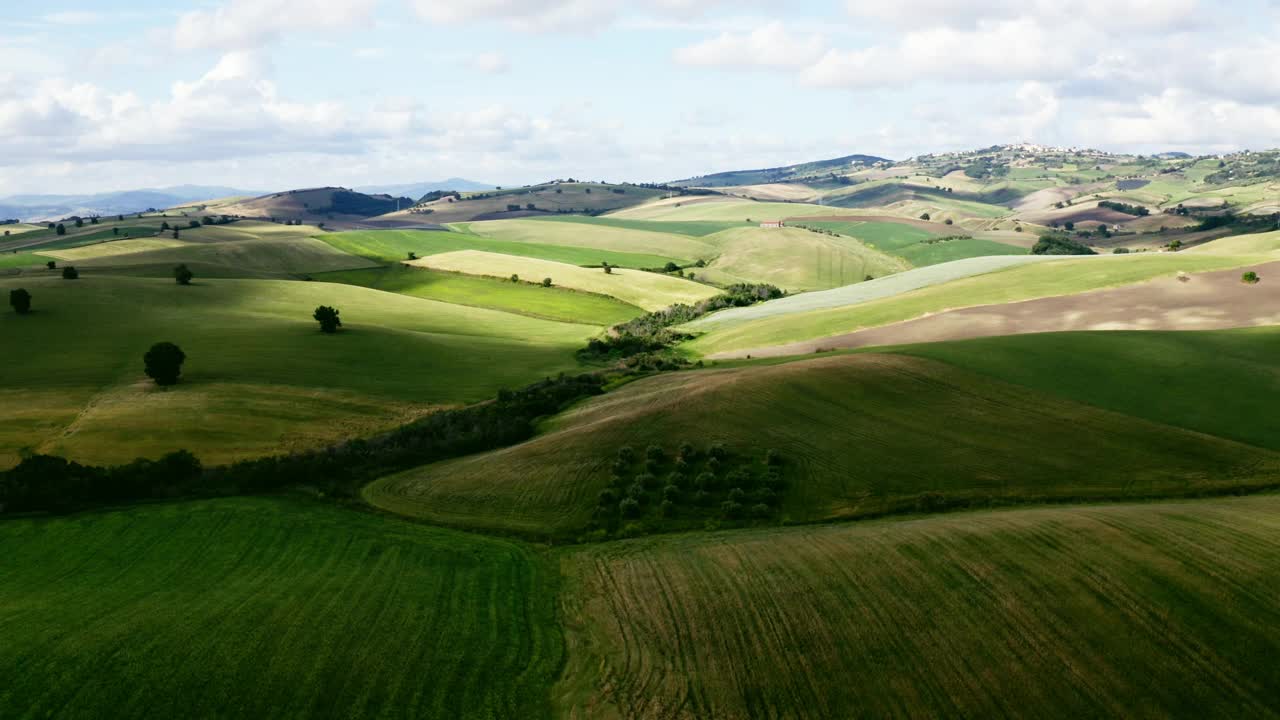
[725, 261, 1280, 358]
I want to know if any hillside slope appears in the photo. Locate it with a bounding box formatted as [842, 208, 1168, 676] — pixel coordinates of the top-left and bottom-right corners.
[560, 494, 1280, 719]
[365, 353, 1280, 536]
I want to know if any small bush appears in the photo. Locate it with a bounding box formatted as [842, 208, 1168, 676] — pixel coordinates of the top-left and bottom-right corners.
[635, 473, 657, 490]
[727, 487, 746, 503]
[597, 488, 618, 506]
[721, 500, 744, 519]
[708, 442, 727, 460]
[617, 446, 635, 463]
[619, 497, 642, 517]
[659, 499, 677, 517]
[541, 277, 553, 287]
[626, 482, 646, 500]
[694, 490, 712, 506]
[173, 263, 193, 285]
[765, 448, 781, 466]
[1243, 271, 1261, 284]
[313, 305, 342, 333]
[750, 503, 771, 518]
[695, 472, 717, 491]
[61, 266, 79, 280]
[662, 484, 680, 501]
[9, 288, 31, 314]
[645, 444, 665, 462]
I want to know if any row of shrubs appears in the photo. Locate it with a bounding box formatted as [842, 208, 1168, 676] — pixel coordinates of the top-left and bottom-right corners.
[580, 283, 784, 361]
[0, 374, 605, 515]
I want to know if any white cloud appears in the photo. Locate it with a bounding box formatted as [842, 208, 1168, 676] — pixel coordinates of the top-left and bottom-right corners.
[673, 22, 826, 70]
[845, 0, 1200, 30]
[171, 0, 377, 50]
[800, 18, 1070, 88]
[408, 0, 734, 33]
[466, 51, 511, 74]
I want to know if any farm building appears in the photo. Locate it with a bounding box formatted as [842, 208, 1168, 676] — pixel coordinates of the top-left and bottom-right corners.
[760, 220, 784, 229]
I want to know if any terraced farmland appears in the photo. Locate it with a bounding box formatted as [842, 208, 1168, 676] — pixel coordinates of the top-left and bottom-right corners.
[0, 497, 562, 719]
[559, 494, 1280, 719]
[364, 353, 1280, 537]
[411, 250, 720, 311]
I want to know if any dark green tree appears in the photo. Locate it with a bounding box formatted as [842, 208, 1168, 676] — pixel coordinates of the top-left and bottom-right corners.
[144, 342, 186, 386]
[9, 288, 31, 314]
[55, 223, 66, 236]
[46, 260, 56, 269]
[313, 305, 342, 333]
[61, 266, 78, 279]
[173, 264, 193, 285]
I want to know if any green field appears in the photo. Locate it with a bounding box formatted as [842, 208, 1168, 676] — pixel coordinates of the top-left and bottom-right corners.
[414, 250, 721, 311]
[321, 228, 680, 268]
[687, 252, 1271, 356]
[464, 218, 718, 264]
[804, 220, 1028, 266]
[317, 264, 642, 326]
[558, 494, 1280, 718]
[526, 214, 747, 237]
[364, 353, 1280, 537]
[0, 251, 54, 269]
[0, 497, 562, 719]
[696, 227, 909, 291]
[900, 328, 1280, 452]
[0, 275, 590, 467]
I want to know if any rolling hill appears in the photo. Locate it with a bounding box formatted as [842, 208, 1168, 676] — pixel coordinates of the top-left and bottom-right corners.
[0, 274, 592, 467]
[559, 494, 1280, 718]
[364, 351, 1280, 537]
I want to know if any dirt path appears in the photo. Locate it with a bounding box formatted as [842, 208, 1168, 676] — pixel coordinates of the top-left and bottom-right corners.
[719, 261, 1280, 358]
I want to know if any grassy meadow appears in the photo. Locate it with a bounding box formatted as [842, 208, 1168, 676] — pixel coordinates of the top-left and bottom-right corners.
[0, 274, 591, 467]
[321, 228, 681, 269]
[318, 264, 643, 326]
[463, 218, 718, 265]
[0, 497, 563, 719]
[900, 327, 1280, 452]
[364, 353, 1280, 537]
[558, 494, 1280, 719]
[412, 250, 721, 311]
[696, 227, 909, 291]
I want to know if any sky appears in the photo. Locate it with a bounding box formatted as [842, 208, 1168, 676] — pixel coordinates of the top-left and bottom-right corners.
[2, 0, 1279, 195]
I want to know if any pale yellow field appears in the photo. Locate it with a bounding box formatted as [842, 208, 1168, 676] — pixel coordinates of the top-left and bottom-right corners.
[610, 196, 835, 222]
[45, 238, 189, 261]
[463, 218, 717, 263]
[696, 226, 908, 291]
[409, 250, 720, 310]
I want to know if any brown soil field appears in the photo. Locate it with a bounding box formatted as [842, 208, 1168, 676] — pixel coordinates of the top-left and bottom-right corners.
[726, 261, 1280, 358]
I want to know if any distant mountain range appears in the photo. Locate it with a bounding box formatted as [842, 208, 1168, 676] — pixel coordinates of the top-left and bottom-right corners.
[355, 179, 493, 200]
[0, 186, 265, 222]
[0, 180, 494, 222]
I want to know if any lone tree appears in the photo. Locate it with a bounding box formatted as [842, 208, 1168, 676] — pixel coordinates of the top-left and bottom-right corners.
[45, 260, 56, 270]
[9, 288, 31, 314]
[173, 263, 193, 285]
[541, 277, 553, 287]
[603, 262, 612, 274]
[144, 342, 186, 386]
[55, 223, 66, 236]
[313, 305, 342, 333]
[1243, 271, 1261, 284]
[61, 266, 79, 280]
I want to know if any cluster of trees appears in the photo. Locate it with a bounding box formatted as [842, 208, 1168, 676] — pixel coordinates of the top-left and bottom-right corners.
[1031, 233, 1097, 256]
[1098, 201, 1151, 216]
[589, 442, 785, 537]
[0, 374, 605, 514]
[580, 283, 784, 361]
